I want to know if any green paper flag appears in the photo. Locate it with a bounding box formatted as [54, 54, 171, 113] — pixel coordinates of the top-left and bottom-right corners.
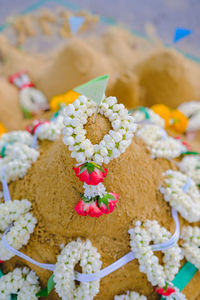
[161, 262, 198, 299]
[74, 75, 109, 105]
[36, 274, 55, 297]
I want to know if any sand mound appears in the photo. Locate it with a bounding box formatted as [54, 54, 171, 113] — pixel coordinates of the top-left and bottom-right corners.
[34, 38, 114, 99]
[2, 113, 199, 299]
[107, 71, 140, 109]
[135, 49, 200, 107]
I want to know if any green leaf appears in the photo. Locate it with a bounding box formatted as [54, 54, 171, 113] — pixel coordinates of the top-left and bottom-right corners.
[78, 165, 87, 175]
[36, 274, 55, 297]
[107, 193, 115, 200]
[74, 75, 109, 105]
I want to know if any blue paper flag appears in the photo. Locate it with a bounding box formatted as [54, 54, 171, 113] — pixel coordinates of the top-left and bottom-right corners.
[173, 28, 192, 43]
[69, 16, 85, 34]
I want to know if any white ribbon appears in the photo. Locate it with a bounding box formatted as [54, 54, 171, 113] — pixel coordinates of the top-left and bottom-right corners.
[1, 166, 11, 202]
[2, 207, 180, 282]
[182, 177, 192, 193]
[31, 125, 43, 148]
[2, 225, 55, 271]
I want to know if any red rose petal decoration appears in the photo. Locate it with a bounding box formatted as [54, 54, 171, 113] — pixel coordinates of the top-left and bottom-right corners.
[75, 199, 103, 218]
[154, 286, 175, 296]
[99, 192, 118, 214]
[73, 164, 107, 185]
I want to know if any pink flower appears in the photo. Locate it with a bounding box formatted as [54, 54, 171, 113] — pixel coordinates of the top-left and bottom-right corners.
[154, 286, 175, 296]
[73, 162, 107, 185]
[75, 198, 103, 218]
[98, 192, 118, 214]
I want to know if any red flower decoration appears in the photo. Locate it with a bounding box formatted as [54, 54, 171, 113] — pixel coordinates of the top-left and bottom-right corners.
[154, 286, 175, 296]
[26, 119, 50, 135]
[73, 162, 107, 186]
[75, 198, 103, 218]
[0, 260, 4, 264]
[98, 192, 118, 214]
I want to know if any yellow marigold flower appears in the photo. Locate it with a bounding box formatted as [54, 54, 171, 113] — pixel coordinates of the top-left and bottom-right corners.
[0, 123, 7, 137]
[151, 104, 171, 128]
[170, 110, 188, 134]
[50, 90, 80, 111]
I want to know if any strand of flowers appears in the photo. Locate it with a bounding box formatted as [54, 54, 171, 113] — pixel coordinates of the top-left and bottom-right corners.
[130, 107, 165, 128]
[30, 115, 64, 148]
[0, 131, 33, 153]
[63, 96, 135, 216]
[136, 124, 186, 159]
[128, 220, 182, 290]
[54, 238, 102, 300]
[0, 143, 39, 183]
[114, 290, 147, 300]
[0, 199, 37, 261]
[179, 155, 200, 186]
[181, 226, 200, 270]
[0, 267, 40, 300]
[62, 95, 136, 164]
[160, 170, 200, 222]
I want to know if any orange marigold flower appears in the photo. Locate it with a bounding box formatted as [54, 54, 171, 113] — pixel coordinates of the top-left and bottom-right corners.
[151, 104, 171, 128]
[0, 123, 7, 137]
[170, 110, 188, 133]
[50, 90, 80, 111]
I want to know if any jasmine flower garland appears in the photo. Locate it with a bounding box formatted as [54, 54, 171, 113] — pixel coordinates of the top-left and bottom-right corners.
[114, 291, 147, 300]
[0, 199, 37, 261]
[181, 226, 200, 270]
[54, 238, 102, 300]
[62, 96, 136, 164]
[36, 115, 64, 141]
[0, 144, 39, 183]
[136, 125, 185, 159]
[0, 131, 33, 152]
[0, 267, 40, 299]
[179, 155, 200, 185]
[131, 107, 165, 128]
[160, 170, 200, 222]
[129, 220, 182, 288]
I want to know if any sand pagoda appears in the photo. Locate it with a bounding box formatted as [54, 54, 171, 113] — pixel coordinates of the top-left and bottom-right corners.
[1, 83, 200, 299]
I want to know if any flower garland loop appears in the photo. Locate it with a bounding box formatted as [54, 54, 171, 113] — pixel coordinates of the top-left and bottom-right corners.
[160, 170, 200, 222]
[54, 238, 102, 300]
[0, 143, 39, 183]
[62, 96, 136, 165]
[136, 125, 185, 159]
[131, 107, 165, 128]
[0, 267, 40, 300]
[181, 226, 200, 270]
[129, 220, 182, 288]
[179, 155, 200, 185]
[0, 199, 37, 261]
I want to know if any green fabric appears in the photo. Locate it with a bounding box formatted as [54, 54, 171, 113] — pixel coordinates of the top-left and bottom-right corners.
[182, 151, 200, 155]
[74, 75, 109, 105]
[0, 269, 3, 278]
[161, 262, 198, 299]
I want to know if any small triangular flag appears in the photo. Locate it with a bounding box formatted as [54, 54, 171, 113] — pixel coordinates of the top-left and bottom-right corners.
[69, 16, 85, 34]
[74, 75, 109, 105]
[173, 28, 192, 43]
